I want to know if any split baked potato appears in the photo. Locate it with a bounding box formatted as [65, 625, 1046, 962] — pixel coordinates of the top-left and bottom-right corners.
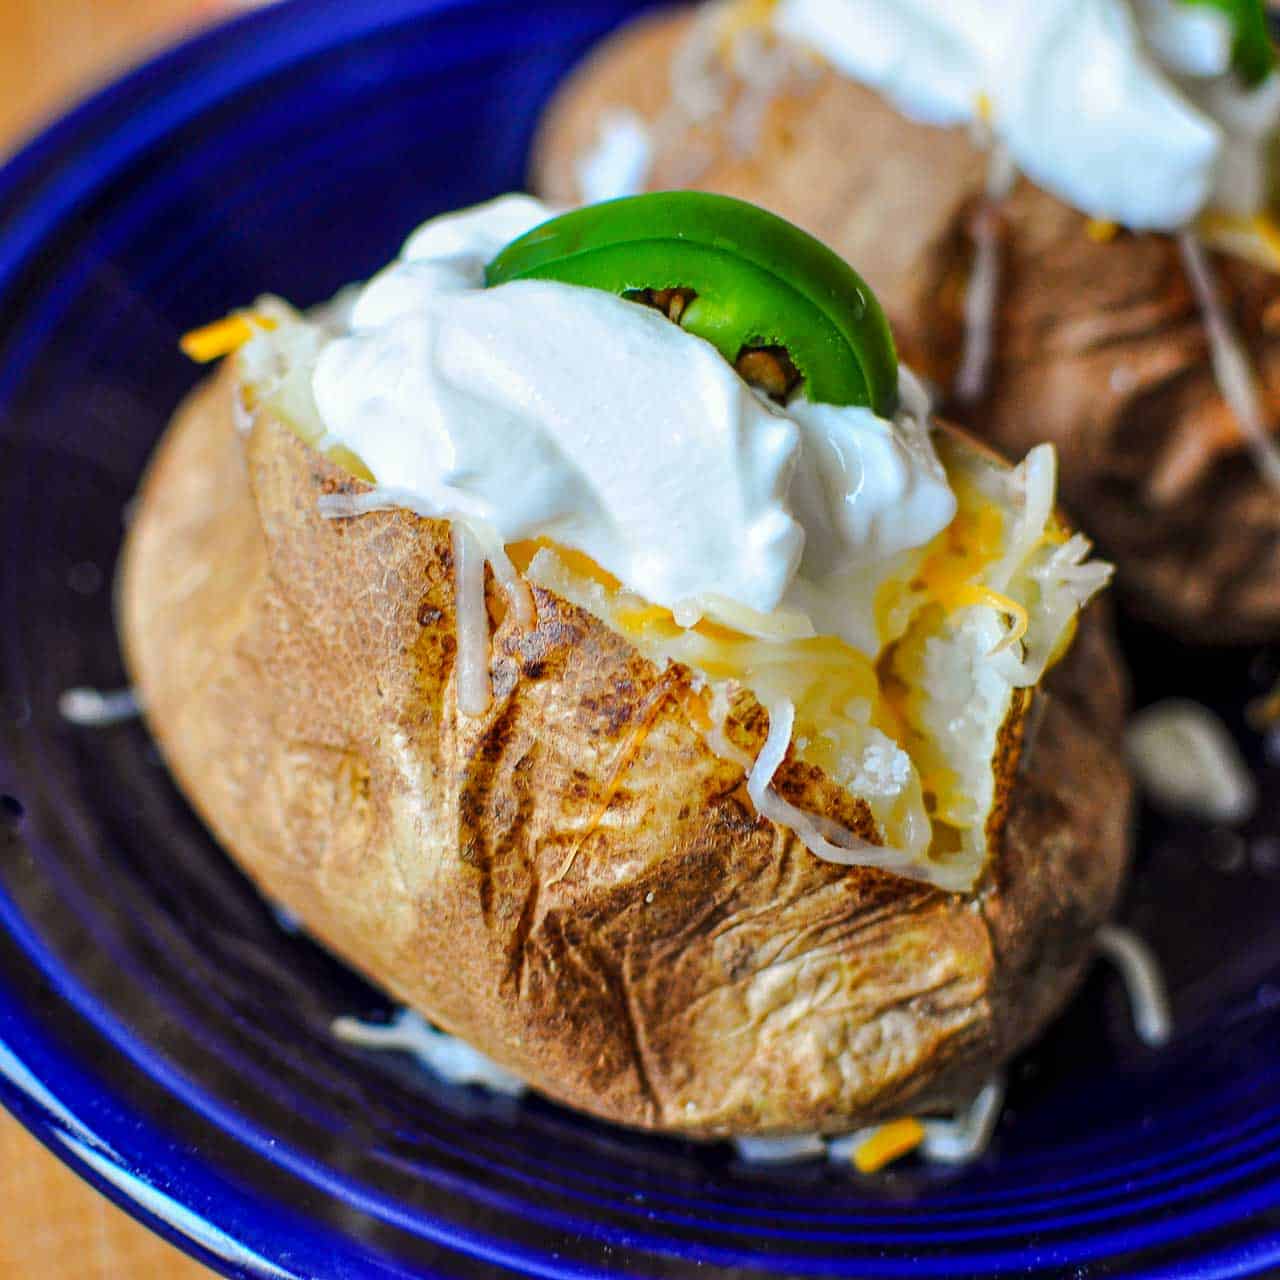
[119, 341, 1130, 1137]
[533, 6, 1280, 642]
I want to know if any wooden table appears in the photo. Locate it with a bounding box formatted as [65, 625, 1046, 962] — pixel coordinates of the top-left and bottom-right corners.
[0, 7, 251, 1272]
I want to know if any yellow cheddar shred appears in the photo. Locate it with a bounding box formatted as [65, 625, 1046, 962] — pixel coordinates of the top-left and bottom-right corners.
[951, 585, 1030, 648]
[852, 1118, 926, 1174]
[1086, 218, 1120, 244]
[179, 311, 277, 363]
[1198, 210, 1280, 272]
[721, 0, 778, 44]
[324, 444, 376, 484]
[918, 501, 1004, 609]
[614, 603, 680, 634]
[974, 91, 994, 125]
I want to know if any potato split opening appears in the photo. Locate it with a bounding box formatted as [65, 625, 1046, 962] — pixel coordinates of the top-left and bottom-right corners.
[235, 305, 1108, 892]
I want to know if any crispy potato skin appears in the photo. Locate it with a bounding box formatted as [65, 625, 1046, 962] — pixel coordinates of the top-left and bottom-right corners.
[534, 8, 1280, 643]
[118, 364, 1130, 1136]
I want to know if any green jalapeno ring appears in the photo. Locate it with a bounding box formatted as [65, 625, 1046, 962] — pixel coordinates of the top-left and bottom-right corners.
[485, 191, 899, 417]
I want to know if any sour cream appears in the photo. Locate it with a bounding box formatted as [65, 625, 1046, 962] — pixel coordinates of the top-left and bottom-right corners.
[773, 0, 1280, 228]
[309, 196, 956, 646]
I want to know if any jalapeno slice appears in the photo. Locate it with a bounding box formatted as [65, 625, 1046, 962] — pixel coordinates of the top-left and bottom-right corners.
[484, 191, 899, 415]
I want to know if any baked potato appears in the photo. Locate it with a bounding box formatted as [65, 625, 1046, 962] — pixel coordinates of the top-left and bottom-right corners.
[532, 4, 1280, 643]
[119, 194, 1131, 1137]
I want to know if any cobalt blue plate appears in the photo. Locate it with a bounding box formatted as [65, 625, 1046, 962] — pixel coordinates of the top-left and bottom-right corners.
[2, 1, 1280, 1275]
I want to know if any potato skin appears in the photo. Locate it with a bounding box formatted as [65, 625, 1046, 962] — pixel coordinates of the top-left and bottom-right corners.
[534, 8, 1280, 643]
[118, 364, 1130, 1136]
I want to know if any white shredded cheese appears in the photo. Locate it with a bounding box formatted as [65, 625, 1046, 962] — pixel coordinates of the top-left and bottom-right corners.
[451, 523, 492, 718]
[320, 492, 534, 631]
[58, 686, 143, 727]
[955, 145, 1016, 405]
[1178, 231, 1280, 492]
[704, 685, 756, 769]
[919, 1075, 1006, 1164]
[1126, 698, 1257, 824]
[745, 699, 962, 888]
[331, 1010, 526, 1096]
[732, 1134, 827, 1163]
[469, 527, 536, 630]
[1095, 924, 1173, 1048]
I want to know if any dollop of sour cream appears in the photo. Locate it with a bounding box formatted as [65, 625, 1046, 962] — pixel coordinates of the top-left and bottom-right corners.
[310, 196, 956, 647]
[773, 0, 1280, 229]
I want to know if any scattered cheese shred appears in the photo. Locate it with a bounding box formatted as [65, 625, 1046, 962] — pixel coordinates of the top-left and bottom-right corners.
[972, 586, 1029, 651]
[1198, 209, 1280, 272]
[1175, 232, 1280, 493]
[452, 523, 493, 718]
[1095, 925, 1173, 1048]
[920, 1077, 1006, 1164]
[1086, 218, 1119, 244]
[179, 311, 277, 363]
[58, 686, 142, 727]
[955, 144, 1015, 405]
[851, 1118, 926, 1173]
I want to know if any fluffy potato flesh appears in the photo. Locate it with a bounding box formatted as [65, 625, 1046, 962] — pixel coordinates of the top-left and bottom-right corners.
[118, 362, 1131, 1135]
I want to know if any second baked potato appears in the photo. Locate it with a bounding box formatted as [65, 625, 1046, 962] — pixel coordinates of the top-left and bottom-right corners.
[533, 4, 1280, 642]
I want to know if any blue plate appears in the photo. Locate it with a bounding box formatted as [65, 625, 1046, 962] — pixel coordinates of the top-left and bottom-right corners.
[2, 1, 1280, 1275]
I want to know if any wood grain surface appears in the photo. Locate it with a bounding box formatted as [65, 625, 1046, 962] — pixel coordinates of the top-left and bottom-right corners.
[0, 8, 246, 1275]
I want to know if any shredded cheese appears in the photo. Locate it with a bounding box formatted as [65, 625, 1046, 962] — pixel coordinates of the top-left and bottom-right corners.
[850, 1118, 926, 1173]
[955, 144, 1015, 405]
[321, 497, 534, 632]
[1176, 232, 1280, 493]
[1086, 218, 1120, 244]
[452, 523, 493, 717]
[929, 583, 1030, 653]
[1198, 209, 1280, 272]
[332, 1010, 526, 1095]
[1127, 698, 1256, 825]
[705, 685, 755, 769]
[732, 1134, 827, 1163]
[180, 311, 277, 363]
[1095, 925, 1172, 1048]
[58, 686, 142, 727]
[920, 1077, 1005, 1164]
[744, 699, 964, 886]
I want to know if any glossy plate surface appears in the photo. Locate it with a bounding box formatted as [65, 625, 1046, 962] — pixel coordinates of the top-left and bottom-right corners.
[1, 2, 1280, 1275]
